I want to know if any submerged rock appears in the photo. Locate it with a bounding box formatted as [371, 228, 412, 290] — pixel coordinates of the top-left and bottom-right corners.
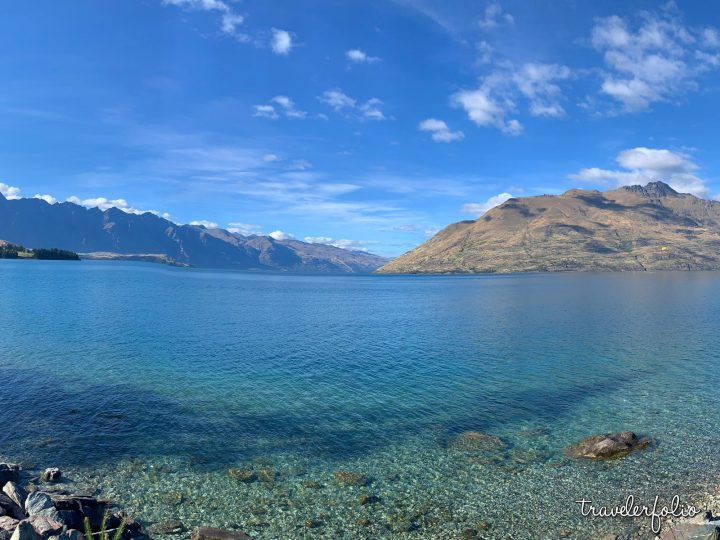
[333, 471, 369, 487]
[190, 527, 254, 540]
[40, 470, 61, 484]
[149, 520, 185, 535]
[357, 494, 381, 506]
[257, 469, 275, 483]
[564, 431, 652, 460]
[449, 431, 506, 452]
[659, 522, 720, 539]
[228, 469, 256, 484]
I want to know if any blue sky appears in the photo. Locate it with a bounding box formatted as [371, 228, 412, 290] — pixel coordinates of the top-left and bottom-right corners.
[1, 1, 720, 256]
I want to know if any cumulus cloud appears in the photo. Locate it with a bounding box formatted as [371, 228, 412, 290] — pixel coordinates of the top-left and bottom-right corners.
[303, 236, 379, 251]
[189, 219, 219, 228]
[451, 88, 522, 135]
[319, 89, 386, 120]
[227, 222, 262, 236]
[346, 49, 380, 63]
[569, 147, 708, 197]
[162, 0, 245, 37]
[33, 194, 57, 204]
[271, 28, 293, 55]
[253, 96, 306, 120]
[461, 192, 513, 216]
[418, 118, 464, 142]
[478, 2, 514, 29]
[0, 182, 22, 200]
[66, 195, 171, 218]
[590, 9, 720, 111]
[269, 230, 295, 240]
[513, 63, 572, 117]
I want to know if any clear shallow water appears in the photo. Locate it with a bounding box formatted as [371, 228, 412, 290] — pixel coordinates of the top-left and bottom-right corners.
[1, 261, 720, 538]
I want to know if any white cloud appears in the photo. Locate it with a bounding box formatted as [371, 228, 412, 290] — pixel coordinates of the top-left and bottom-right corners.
[263, 153, 280, 162]
[253, 104, 279, 119]
[189, 219, 219, 228]
[269, 230, 295, 240]
[254, 96, 306, 120]
[461, 192, 513, 216]
[346, 49, 380, 63]
[478, 2, 514, 29]
[0, 182, 22, 200]
[227, 222, 262, 236]
[319, 89, 385, 120]
[451, 88, 522, 135]
[271, 28, 293, 55]
[271, 95, 306, 118]
[33, 194, 57, 204]
[162, 0, 245, 37]
[303, 236, 378, 251]
[513, 63, 571, 117]
[418, 118, 464, 142]
[66, 195, 170, 218]
[590, 9, 720, 111]
[569, 147, 708, 197]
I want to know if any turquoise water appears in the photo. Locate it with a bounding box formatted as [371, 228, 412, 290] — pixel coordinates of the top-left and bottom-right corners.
[1, 260, 720, 538]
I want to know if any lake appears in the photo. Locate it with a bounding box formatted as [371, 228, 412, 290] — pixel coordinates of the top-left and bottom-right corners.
[1, 260, 719, 538]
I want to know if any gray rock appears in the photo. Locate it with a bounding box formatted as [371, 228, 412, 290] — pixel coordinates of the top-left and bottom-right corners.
[39, 471, 60, 485]
[1, 529, 11, 540]
[26, 516, 63, 539]
[9, 521, 40, 540]
[64, 531, 83, 540]
[0, 495, 26, 520]
[149, 520, 185, 535]
[659, 522, 720, 540]
[190, 528, 254, 540]
[0, 516, 20, 533]
[564, 431, 652, 460]
[24, 493, 52, 516]
[0, 465, 20, 486]
[2, 484, 28, 511]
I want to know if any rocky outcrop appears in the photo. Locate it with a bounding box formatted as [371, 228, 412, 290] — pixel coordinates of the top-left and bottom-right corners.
[564, 431, 652, 460]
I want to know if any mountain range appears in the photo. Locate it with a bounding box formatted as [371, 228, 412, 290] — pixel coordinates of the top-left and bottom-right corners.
[378, 181, 720, 274]
[0, 193, 387, 273]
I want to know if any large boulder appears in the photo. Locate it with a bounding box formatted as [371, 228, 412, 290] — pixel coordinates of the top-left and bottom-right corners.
[0, 465, 19, 486]
[24, 493, 52, 516]
[0, 516, 20, 533]
[190, 528, 254, 540]
[26, 516, 62, 539]
[9, 521, 39, 540]
[49, 496, 105, 528]
[0, 495, 25, 521]
[2, 484, 27, 511]
[564, 431, 652, 460]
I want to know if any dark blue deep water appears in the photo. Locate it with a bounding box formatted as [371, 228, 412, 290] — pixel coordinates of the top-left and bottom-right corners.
[2, 260, 719, 538]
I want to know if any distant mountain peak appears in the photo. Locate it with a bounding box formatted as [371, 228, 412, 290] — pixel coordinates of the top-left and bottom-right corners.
[620, 181, 678, 197]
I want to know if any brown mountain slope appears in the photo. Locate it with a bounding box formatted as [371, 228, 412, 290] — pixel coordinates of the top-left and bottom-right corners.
[377, 181, 720, 274]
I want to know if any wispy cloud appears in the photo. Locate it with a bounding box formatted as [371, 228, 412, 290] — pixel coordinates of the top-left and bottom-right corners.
[569, 147, 708, 197]
[478, 2, 514, 29]
[319, 89, 386, 120]
[304, 236, 379, 251]
[254, 96, 306, 119]
[162, 0, 246, 39]
[189, 219, 219, 228]
[227, 222, 262, 235]
[418, 118, 464, 142]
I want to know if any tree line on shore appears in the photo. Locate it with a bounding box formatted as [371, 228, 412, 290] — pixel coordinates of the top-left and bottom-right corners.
[0, 241, 80, 260]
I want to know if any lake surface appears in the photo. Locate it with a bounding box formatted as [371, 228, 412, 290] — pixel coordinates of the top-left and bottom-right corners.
[1, 260, 719, 539]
